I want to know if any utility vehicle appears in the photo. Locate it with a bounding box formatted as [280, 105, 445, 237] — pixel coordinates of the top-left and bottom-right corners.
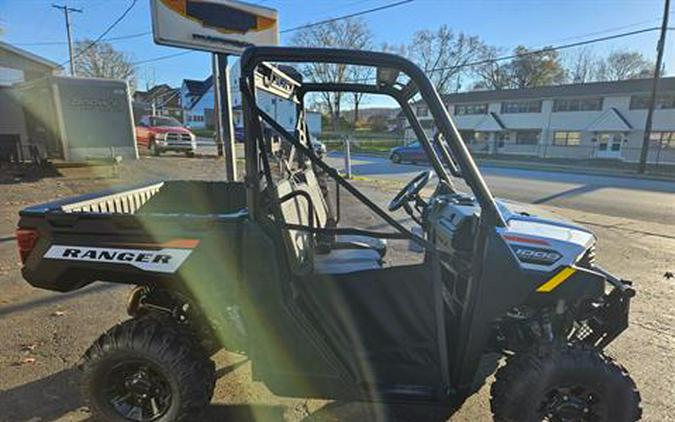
[17, 47, 641, 421]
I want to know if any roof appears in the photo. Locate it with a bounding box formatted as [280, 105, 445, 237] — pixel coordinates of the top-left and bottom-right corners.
[475, 112, 506, 131]
[586, 107, 632, 132]
[183, 76, 213, 97]
[182, 76, 214, 110]
[0, 41, 60, 69]
[442, 77, 675, 104]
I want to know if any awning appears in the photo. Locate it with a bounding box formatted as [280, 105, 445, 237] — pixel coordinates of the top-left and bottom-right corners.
[586, 107, 632, 132]
[474, 112, 506, 131]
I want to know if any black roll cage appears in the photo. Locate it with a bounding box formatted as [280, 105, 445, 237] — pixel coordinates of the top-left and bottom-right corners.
[240, 47, 506, 244]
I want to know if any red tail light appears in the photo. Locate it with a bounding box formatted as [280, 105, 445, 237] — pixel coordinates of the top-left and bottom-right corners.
[16, 228, 39, 264]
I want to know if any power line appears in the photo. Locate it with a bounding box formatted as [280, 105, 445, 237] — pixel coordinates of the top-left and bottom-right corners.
[132, 50, 193, 65]
[14, 31, 150, 47]
[428, 26, 662, 74]
[60, 0, 138, 67]
[280, 0, 414, 34]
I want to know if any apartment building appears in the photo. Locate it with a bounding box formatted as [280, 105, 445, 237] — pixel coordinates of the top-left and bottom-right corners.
[410, 77, 675, 164]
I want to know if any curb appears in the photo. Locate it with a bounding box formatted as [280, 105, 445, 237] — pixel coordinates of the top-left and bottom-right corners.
[476, 159, 675, 182]
[327, 151, 675, 182]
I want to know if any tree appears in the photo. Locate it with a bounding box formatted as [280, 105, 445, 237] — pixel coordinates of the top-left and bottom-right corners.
[509, 46, 566, 88]
[407, 25, 484, 94]
[473, 45, 566, 90]
[472, 46, 515, 90]
[292, 18, 372, 131]
[564, 47, 597, 84]
[74, 40, 137, 90]
[595, 50, 654, 81]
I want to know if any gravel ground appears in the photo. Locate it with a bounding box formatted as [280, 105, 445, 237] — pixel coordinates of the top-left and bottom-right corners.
[0, 156, 673, 421]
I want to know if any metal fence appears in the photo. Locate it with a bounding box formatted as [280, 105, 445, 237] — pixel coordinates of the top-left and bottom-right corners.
[467, 144, 675, 168]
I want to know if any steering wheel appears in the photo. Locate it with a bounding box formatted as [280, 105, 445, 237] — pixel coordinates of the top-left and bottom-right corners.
[388, 170, 434, 211]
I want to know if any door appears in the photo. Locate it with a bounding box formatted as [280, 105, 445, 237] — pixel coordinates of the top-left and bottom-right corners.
[295, 264, 447, 398]
[595, 132, 624, 159]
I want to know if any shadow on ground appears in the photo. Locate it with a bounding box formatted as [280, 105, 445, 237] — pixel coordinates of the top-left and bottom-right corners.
[0, 163, 62, 184]
[0, 363, 459, 422]
[0, 367, 82, 421]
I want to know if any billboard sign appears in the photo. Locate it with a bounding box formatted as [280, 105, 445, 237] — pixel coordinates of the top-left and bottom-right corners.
[151, 0, 279, 55]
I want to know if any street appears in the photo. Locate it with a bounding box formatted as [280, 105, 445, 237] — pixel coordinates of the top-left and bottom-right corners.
[325, 152, 675, 225]
[0, 155, 674, 421]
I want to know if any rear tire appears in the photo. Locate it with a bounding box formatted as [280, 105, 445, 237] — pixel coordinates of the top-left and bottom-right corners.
[80, 317, 215, 422]
[391, 152, 402, 164]
[490, 345, 641, 422]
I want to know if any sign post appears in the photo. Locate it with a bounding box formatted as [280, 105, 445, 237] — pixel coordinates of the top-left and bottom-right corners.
[150, 0, 279, 181]
[217, 53, 236, 180]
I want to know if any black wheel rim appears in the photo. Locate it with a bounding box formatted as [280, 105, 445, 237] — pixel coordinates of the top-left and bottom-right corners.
[539, 385, 606, 422]
[103, 360, 172, 421]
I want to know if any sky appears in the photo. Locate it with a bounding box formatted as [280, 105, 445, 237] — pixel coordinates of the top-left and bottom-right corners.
[1, 0, 673, 97]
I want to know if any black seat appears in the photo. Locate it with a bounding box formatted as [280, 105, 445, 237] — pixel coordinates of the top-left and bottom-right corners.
[313, 248, 382, 274]
[276, 179, 382, 275]
[298, 169, 387, 257]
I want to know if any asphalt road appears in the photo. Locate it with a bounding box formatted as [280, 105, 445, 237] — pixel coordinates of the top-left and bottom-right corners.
[325, 153, 675, 224]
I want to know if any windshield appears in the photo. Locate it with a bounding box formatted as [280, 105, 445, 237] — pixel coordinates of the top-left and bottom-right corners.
[150, 117, 182, 127]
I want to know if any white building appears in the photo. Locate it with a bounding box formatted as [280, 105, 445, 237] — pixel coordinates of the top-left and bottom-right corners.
[410, 77, 675, 164]
[180, 76, 214, 129]
[180, 60, 321, 134]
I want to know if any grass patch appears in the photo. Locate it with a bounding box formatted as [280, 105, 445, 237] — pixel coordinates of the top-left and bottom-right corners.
[192, 128, 215, 138]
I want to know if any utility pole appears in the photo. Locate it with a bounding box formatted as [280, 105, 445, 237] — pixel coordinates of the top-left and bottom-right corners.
[638, 0, 669, 174]
[52, 4, 82, 76]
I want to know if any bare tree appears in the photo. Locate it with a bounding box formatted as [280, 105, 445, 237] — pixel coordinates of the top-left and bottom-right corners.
[472, 46, 514, 90]
[140, 65, 157, 91]
[407, 25, 485, 94]
[74, 40, 137, 90]
[347, 65, 374, 128]
[292, 18, 372, 131]
[595, 50, 655, 81]
[564, 47, 597, 83]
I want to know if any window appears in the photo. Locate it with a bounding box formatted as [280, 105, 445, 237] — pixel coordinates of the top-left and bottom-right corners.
[459, 130, 475, 143]
[454, 103, 488, 116]
[553, 131, 582, 146]
[649, 131, 675, 149]
[515, 130, 540, 145]
[420, 119, 435, 130]
[150, 116, 182, 127]
[501, 100, 542, 113]
[553, 97, 603, 112]
[416, 105, 429, 117]
[630, 94, 675, 109]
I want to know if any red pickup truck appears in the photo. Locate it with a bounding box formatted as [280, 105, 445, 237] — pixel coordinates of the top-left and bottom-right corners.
[135, 115, 196, 156]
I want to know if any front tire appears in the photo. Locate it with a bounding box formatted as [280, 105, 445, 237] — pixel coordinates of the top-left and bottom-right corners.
[150, 141, 160, 156]
[490, 345, 641, 422]
[80, 317, 215, 422]
[391, 152, 402, 164]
